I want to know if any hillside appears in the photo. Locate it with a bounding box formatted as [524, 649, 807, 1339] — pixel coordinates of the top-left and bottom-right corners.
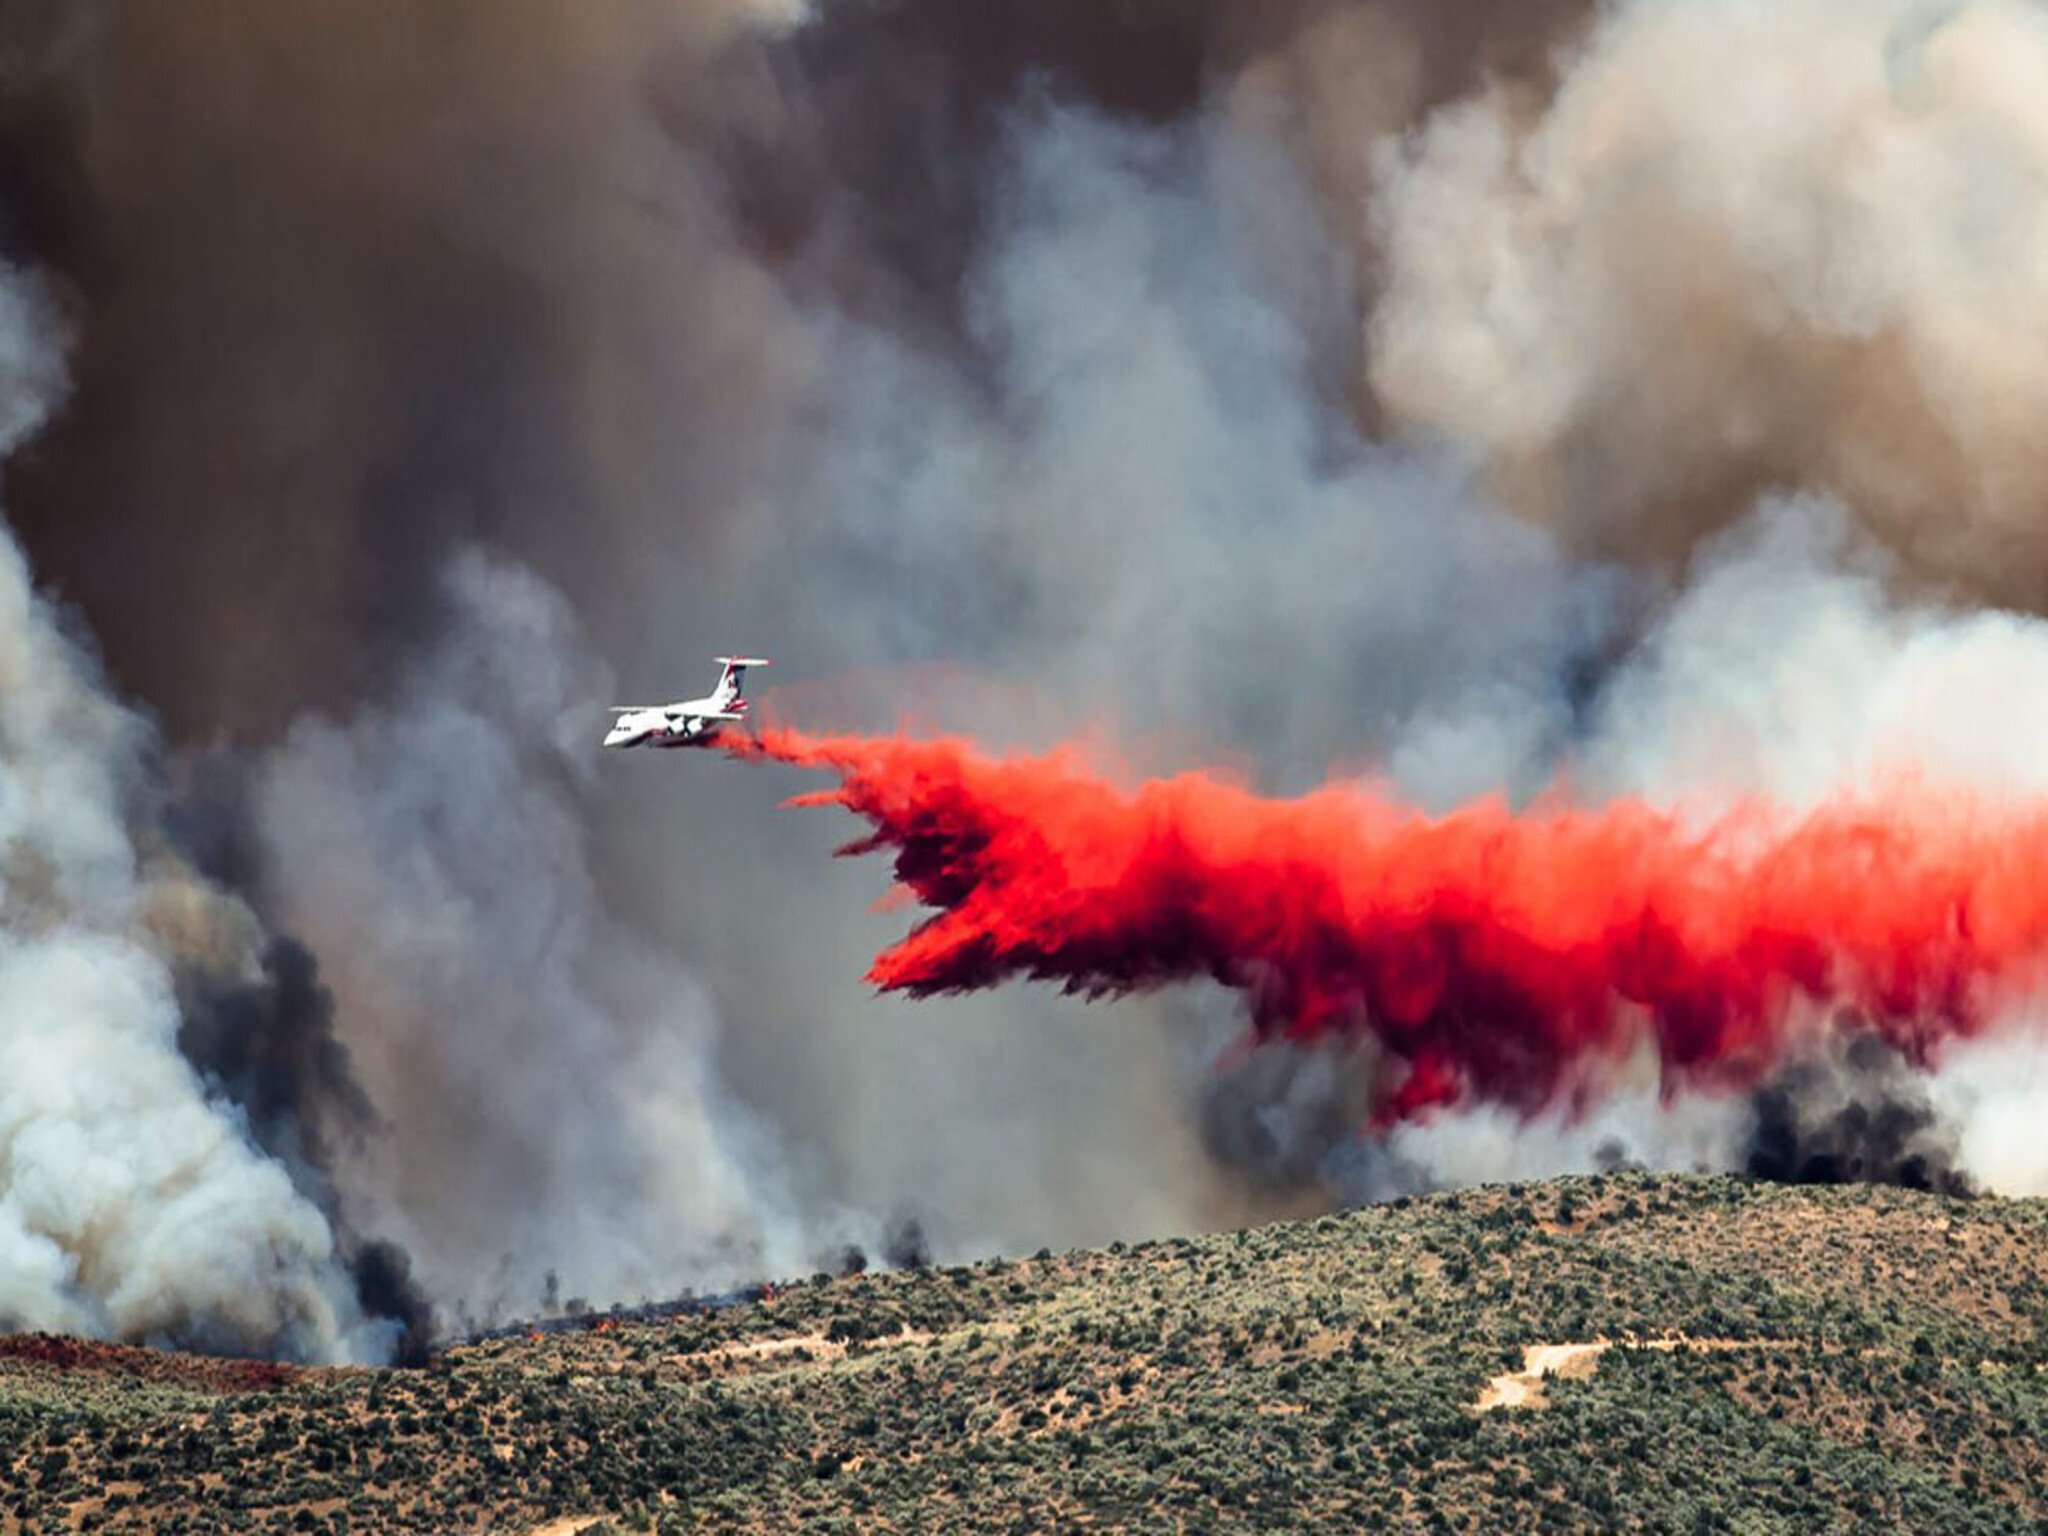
[3, 1172, 2047, 1532]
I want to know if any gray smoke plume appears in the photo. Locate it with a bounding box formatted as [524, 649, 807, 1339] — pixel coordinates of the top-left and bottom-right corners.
[251, 550, 843, 1322]
[0, 1, 814, 741]
[1196, 1026, 1434, 1209]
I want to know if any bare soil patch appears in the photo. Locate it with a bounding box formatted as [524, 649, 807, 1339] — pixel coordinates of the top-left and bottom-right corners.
[1474, 1336, 1778, 1412]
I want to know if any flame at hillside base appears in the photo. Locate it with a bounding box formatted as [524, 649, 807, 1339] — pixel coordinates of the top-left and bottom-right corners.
[725, 727, 2048, 1126]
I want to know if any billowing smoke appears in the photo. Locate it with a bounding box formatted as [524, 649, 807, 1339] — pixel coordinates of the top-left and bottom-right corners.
[251, 551, 842, 1323]
[1370, 0, 2048, 604]
[0, 264, 390, 1361]
[1, 0, 2046, 1356]
[0, 1, 816, 741]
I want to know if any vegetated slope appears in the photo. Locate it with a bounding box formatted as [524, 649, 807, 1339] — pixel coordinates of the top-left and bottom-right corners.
[4, 1173, 2048, 1533]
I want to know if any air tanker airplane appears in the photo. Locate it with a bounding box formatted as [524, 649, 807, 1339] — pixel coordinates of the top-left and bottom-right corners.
[603, 657, 770, 749]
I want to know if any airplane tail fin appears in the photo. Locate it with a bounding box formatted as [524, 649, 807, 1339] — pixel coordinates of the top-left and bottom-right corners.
[714, 655, 772, 706]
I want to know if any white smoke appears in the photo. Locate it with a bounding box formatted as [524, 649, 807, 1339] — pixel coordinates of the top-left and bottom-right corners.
[1575, 496, 2048, 815]
[0, 263, 384, 1361]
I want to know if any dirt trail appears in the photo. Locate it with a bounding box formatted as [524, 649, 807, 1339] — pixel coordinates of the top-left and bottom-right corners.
[1473, 1336, 1771, 1412]
[1475, 1342, 1610, 1411]
[708, 1331, 841, 1364]
[694, 1326, 937, 1368]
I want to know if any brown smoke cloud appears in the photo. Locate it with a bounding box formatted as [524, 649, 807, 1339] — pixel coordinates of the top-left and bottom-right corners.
[1368, 0, 2048, 606]
[1, 0, 809, 739]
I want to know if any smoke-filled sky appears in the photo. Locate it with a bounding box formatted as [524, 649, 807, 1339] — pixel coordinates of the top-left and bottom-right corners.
[2, 0, 2048, 1358]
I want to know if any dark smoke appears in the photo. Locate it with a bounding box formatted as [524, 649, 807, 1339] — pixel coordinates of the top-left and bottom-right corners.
[347, 1240, 436, 1370]
[1743, 1030, 1975, 1199]
[1592, 1137, 1642, 1175]
[1188, 1024, 1437, 1207]
[0, 1, 1235, 736]
[175, 938, 373, 1174]
[0, 6, 688, 739]
[827, 1216, 930, 1279]
[698, 0, 1222, 322]
[883, 1213, 932, 1272]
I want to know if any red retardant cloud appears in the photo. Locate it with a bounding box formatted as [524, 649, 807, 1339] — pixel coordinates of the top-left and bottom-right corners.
[726, 727, 2048, 1125]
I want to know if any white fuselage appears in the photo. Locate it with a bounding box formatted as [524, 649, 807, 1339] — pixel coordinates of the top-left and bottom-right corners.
[603, 692, 738, 749]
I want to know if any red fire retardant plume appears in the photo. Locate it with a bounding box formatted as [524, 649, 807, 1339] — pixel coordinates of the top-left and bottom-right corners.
[726, 727, 2048, 1124]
